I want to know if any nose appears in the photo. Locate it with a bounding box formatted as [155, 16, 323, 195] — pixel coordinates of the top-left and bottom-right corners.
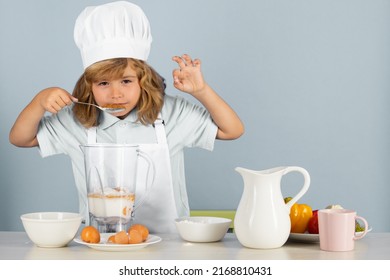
[111, 84, 123, 100]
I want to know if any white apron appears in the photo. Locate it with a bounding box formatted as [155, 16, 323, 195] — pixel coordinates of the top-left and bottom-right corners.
[87, 115, 179, 233]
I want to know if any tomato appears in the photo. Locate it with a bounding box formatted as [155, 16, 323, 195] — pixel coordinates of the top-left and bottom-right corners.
[307, 210, 319, 234]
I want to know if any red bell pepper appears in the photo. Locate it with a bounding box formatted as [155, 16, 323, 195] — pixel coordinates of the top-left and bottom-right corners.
[307, 210, 319, 234]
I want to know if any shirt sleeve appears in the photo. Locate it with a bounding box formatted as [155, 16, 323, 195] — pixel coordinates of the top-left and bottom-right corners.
[37, 116, 65, 157]
[162, 95, 218, 152]
[36, 107, 84, 158]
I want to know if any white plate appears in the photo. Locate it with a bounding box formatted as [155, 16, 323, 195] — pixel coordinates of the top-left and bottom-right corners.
[74, 233, 162, 251]
[288, 227, 372, 243]
[289, 232, 320, 243]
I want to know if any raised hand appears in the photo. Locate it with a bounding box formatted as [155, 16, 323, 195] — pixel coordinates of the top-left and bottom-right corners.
[172, 54, 206, 96]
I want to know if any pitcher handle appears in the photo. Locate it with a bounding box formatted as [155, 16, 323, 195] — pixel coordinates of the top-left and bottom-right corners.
[284, 166, 311, 210]
[133, 149, 155, 211]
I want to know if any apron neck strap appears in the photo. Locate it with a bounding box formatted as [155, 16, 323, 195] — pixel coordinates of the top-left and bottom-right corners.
[87, 127, 97, 144]
[153, 113, 167, 144]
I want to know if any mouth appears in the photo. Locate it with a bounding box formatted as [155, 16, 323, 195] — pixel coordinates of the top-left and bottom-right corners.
[102, 103, 127, 110]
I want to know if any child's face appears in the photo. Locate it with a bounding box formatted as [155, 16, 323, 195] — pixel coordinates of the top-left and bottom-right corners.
[91, 64, 141, 118]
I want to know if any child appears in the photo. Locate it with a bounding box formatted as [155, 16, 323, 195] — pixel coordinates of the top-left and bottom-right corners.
[9, 1, 244, 233]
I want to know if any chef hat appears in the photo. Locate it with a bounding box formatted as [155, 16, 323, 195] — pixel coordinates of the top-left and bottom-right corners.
[74, 1, 152, 69]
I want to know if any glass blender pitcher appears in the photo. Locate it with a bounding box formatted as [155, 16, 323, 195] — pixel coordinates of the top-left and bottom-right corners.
[81, 144, 154, 233]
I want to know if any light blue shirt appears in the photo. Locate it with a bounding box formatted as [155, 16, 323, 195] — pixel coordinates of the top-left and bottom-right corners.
[37, 94, 218, 219]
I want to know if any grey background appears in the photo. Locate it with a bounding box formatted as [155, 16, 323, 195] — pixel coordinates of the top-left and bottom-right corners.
[1, 0, 389, 232]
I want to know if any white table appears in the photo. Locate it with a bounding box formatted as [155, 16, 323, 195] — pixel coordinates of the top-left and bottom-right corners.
[1, 231, 389, 260]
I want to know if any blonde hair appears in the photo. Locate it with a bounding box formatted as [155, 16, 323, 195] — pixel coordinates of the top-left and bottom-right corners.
[72, 58, 165, 128]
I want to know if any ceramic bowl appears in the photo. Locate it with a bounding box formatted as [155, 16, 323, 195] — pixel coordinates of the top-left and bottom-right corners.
[20, 212, 82, 248]
[175, 216, 231, 242]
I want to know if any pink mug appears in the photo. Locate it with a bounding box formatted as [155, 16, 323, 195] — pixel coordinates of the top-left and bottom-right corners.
[318, 209, 368, 252]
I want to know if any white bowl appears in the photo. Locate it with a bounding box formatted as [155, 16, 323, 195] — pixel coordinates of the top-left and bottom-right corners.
[175, 216, 231, 242]
[21, 212, 82, 248]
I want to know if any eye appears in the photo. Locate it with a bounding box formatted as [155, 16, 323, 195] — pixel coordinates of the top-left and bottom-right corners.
[122, 79, 132, 84]
[97, 81, 109, 86]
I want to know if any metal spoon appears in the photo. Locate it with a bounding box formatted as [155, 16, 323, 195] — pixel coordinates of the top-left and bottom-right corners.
[73, 101, 125, 113]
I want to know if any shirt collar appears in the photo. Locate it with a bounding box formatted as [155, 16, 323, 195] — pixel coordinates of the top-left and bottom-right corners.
[98, 110, 139, 130]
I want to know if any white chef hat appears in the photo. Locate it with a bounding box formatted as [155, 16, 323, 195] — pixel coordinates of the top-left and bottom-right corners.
[74, 1, 152, 69]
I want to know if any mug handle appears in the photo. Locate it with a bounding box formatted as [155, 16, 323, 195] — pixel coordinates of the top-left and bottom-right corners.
[354, 216, 369, 240]
[133, 149, 156, 211]
[284, 167, 311, 210]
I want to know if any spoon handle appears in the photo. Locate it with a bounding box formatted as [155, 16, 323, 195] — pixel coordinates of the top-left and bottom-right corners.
[74, 101, 98, 108]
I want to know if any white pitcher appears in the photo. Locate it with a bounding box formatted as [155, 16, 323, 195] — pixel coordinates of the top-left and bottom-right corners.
[234, 166, 310, 249]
